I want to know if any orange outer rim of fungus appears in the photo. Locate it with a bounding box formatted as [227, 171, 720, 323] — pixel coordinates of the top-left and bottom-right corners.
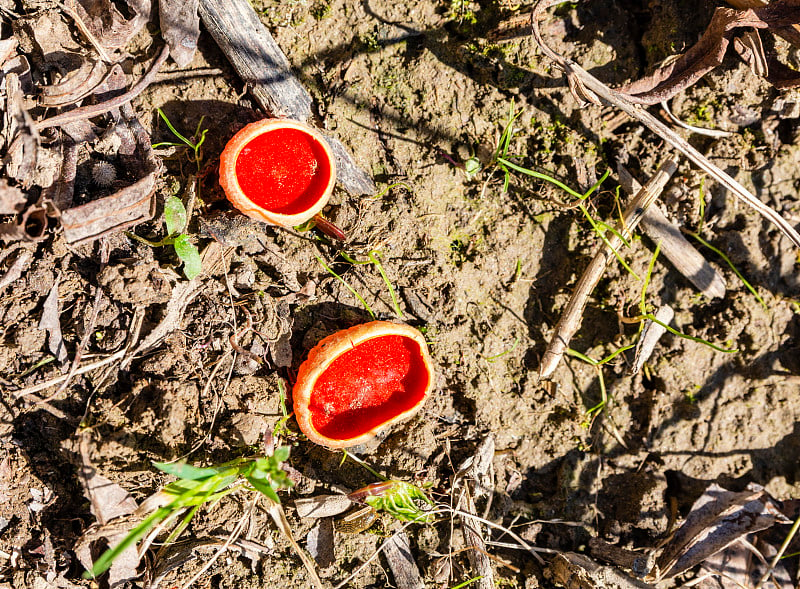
[218, 118, 336, 228]
[292, 321, 435, 449]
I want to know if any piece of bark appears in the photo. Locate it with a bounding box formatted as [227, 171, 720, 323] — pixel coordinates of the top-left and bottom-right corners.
[589, 538, 655, 578]
[60, 171, 156, 244]
[38, 277, 69, 365]
[306, 518, 335, 569]
[160, 0, 201, 67]
[198, 0, 376, 196]
[618, 165, 726, 299]
[630, 305, 675, 375]
[548, 553, 654, 589]
[384, 531, 425, 589]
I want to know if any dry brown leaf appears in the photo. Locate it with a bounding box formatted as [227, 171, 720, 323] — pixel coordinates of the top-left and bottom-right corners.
[67, 0, 151, 51]
[160, 0, 201, 67]
[384, 531, 425, 589]
[37, 277, 68, 365]
[655, 484, 791, 580]
[702, 534, 794, 589]
[0, 179, 26, 215]
[617, 0, 800, 104]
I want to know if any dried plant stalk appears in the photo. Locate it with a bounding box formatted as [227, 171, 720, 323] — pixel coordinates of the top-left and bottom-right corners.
[539, 159, 678, 380]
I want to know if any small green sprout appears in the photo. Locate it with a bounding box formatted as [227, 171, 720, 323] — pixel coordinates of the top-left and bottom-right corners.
[348, 480, 434, 523]
[85, 451, 293, 580]
[127, 195, 201, 279]
[152, 108, 208, 173]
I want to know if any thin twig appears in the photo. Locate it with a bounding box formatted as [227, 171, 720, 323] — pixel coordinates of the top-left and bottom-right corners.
[13, 349, 127, 398]
[35, 45, 170, 131]
[538, 159, 678, 379]
[530, 0, 800, 249]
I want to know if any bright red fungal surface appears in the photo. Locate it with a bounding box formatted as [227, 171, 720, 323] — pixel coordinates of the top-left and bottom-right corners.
[309, 335, 429, 441]
[234, 127, 332, 215]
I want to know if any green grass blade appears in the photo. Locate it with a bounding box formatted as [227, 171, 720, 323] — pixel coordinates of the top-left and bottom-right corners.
[450, 576, 483, 589]
[85, 506, 171, 579]
[496, 158, 585, 199]
[645, 313, 738, 353]
[315, 254, 375, 319]
[153, 461, 220, 481]
[157, 108, 195, 149]
[368, 251, 404, 318]
[640, 241, 662, 317]
[686, 232, 767, 310]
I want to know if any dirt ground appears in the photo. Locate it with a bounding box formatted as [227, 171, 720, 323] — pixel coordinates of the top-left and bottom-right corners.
[2, 0, 800, 587]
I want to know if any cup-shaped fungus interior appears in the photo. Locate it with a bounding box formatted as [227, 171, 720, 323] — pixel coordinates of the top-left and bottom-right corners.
[234, 127, 333, 216]
[309, 334, 430, 441]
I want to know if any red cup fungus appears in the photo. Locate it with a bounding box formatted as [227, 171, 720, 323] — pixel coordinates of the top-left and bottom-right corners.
[293, 321, 434, 449]
[219, 119, 336, 227]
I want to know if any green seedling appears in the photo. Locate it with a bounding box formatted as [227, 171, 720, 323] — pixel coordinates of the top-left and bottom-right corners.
[85, 450, 293, 580]
[348, 480, 434, 523]
[127, 195, 201, 279]
[340, 251, 404, 318]
[129, 109, 207, 279]
[152, 108, 208, 173]
[636, 243, 738, 353]
[451, 577, 484, 589]
[484, 102, 638, 278]
[484, 337, 520, 362]
[273, 380, 293, 440]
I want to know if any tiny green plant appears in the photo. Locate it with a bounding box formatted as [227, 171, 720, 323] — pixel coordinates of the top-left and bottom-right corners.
[127, 195, 201, 279]
[128, 109, 207, 279]
[85, 450, 293, 580]
[348, 480, 435, 523]
[686, 231, 767, 311]
[314, 254, 375, 319]
[152, 108, 208, 173]
[482, 102, 638, 278]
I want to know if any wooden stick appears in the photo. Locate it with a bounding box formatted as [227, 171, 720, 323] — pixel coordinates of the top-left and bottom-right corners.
[538, 159, 678, 380]
[198, 0, 376, 196]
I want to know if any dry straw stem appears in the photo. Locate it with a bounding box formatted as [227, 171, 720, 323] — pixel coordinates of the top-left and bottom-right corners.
[538, 158, 678, 380]
[530, 0, 800, 250]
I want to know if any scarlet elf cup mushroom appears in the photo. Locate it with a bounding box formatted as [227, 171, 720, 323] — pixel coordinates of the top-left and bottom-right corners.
[219, 119, 336, 227]
[293, 321, 435, 449]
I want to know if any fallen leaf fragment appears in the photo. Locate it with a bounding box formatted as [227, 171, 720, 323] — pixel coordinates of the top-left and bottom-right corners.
[38, 278, 68, 365]
[0, 180, 26, 215]
[655, 483, 791, 580]
[160, 0, 201, 67]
